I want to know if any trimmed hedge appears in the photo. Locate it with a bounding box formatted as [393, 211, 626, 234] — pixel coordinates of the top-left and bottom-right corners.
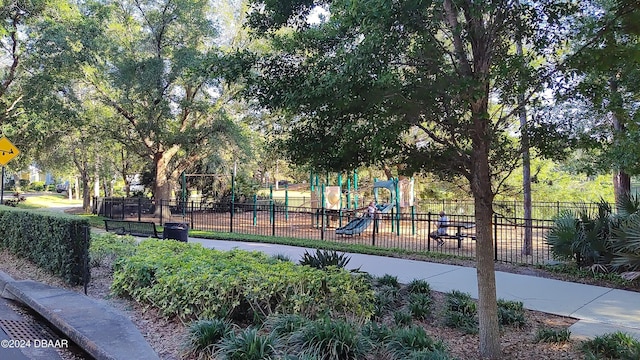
[111, 240, 375, 321]
[0, 206, 90, 285]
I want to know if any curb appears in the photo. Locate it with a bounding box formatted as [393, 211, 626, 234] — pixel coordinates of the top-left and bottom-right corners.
[0, 272, 158, 360]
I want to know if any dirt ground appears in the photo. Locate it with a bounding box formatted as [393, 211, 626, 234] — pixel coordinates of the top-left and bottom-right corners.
[0, 245, 592, 360]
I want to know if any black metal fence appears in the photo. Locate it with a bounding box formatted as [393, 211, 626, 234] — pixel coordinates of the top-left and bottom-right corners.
[93, 197, 556, 266]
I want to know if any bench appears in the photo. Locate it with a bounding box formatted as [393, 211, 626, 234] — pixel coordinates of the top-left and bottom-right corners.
[104, 219, 161, 238]
[433, 222, 476, 248]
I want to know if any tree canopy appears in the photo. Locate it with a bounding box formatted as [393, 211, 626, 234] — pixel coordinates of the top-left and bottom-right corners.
[246, 0, 580, 357]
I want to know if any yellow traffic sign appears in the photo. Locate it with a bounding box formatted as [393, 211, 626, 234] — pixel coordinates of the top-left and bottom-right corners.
[0, 136, 20, 166]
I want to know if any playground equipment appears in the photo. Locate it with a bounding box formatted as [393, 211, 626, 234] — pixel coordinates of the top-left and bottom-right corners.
[335, 203, 394, 235]
[302, 172, 415, 236]
[335, 178, 406, 236]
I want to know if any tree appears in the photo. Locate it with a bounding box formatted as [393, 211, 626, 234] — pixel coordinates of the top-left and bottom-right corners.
[33, 0, 251, 215]
[562, 0, 640, 206]
[0, 0, 47, 124]
[246, 0, 576, 357]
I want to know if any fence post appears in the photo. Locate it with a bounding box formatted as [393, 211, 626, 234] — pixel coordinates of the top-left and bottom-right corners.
[427, 212, 432, 251]
[190, 201, 194, 229]
[230, 175, 235, 233]
[494, 213, 498, 261]
[372, 217, 377, 246]
[411, 206, 416, 236]
[253, 194, 257, 226]
[272, 200, 276, 237]
[160, 199, 163, 226]
[269, 185, 274, 224]
[285, 183, 289, 222]
[138, 197, 142, 222]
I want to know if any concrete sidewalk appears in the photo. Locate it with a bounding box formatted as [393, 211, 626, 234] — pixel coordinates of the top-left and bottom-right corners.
[188, 237, 640, 340]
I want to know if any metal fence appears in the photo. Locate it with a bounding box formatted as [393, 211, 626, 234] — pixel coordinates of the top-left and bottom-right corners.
[94, 197, 557, 266]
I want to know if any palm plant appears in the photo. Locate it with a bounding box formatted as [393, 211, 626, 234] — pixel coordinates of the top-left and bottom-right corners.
[545, 200, 614, 267]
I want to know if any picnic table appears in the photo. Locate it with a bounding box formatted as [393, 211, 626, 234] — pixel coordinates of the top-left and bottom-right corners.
[436, 222, 476, 248]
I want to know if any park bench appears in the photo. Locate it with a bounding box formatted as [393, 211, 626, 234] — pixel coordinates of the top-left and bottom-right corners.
[104, 219, 161, 238]
[434, 222, 476, 248]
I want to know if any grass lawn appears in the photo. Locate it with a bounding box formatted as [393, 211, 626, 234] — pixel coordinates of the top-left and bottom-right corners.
[22, 194, 82, 207]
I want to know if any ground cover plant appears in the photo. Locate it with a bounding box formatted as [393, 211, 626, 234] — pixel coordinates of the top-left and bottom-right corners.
[111, 239, 375, 321]
[3, 231, 631, 359]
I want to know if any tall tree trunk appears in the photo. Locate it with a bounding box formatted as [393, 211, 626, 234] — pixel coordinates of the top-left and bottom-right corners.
[517, 40, 533, 256]
[153, 146, 180, 220]
[82, 175, 91, 213]
[471, 133, 501, 359]
[613, 171, 631, 205]
[610, 78, 631, 207]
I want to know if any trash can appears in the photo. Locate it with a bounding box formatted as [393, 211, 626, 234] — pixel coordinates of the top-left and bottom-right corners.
[163, 222, 189, 242]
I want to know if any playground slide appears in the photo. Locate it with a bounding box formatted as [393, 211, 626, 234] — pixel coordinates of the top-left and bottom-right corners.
[335, 203, 394, 236]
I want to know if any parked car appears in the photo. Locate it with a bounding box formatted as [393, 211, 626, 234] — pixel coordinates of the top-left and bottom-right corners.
[56, 181, 69, 193]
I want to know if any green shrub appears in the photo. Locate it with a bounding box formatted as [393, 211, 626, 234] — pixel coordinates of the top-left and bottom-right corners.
[299, 249, 351, 270]
[409, 293, 432, 320]
[405, 350, 452, 359]
[376, 274, 400, 288]
[394, 309, 413, 326]
[0, 207, 90, 285]
[611, 206, 640, 272]
[215, 327, 278, 360]
[497, 299, 526, 327]
[545, 200, 614, 267]
[89, 233, 138, 268]
[183, 319, 234, 357]
[111, 241, 374, 322]
[444, 291, 477, 334]
[581, 332, 640, 360]
[534, 327, 571, 343]
[385, 325, 448, 359]
[407, 279, 431, 295]
[267, 314, 310, 338]
[289, 317, 371, 360]
[29, 181, 46, 192]
[373, 285, 401, 318]
[361, 322, 392, 344]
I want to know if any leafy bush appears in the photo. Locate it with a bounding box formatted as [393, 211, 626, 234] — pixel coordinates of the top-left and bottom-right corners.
[534, 327, 571, 343]
[407, 279, 431, 295]
[581, 332, 640, 360]
[29, 181, 46, 192]
[385, 325, 449, 359]
[497, 299, 526, 327]
[361, 322, 392, 344]
[545, 200, 614, 268]
[373, 285, 401, 318]
[183, 319, 234, 357]
[443, 291, 477, 334]
[267, 314, 310, 338]
[289, 317, 371, 360]
[299, 249, 351, 270]
[215, 327, 278, 360]
[376, 274, 400, 288]
[394, 309, 413, 326]
[0, 207, 90, 285]
[89, 233, 138, 268]
[409, 293, 432, 320]
[111, 241, 374, 322]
